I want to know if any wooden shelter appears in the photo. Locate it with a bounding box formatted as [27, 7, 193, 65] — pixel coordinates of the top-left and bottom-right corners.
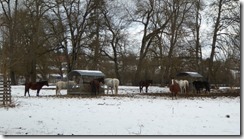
[176, 72, 204, 93]
[67, 70, 105, 95]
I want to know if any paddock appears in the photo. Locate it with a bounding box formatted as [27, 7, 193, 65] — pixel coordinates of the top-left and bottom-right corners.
[67, 70, 105, 95]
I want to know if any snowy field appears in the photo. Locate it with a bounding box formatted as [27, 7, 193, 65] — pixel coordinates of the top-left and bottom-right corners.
[0, 85, 241, 136]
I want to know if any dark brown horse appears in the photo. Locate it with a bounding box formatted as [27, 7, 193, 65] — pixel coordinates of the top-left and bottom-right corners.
[24, 81, 49, 96]
[90, 77, 104, 96]
[192, 80, 210, 94]
[139, 80, 153, 93]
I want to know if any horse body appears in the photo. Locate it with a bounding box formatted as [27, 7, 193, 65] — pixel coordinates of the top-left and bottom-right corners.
[90, 77, 104, 96]
[169, 79, 181, 99]
[56, 81, 76, 95]
[139, 80, 153, 93]
[175, 80, 189, 94]
[104, 78, 120, 95]
[192, 81, 210, 94]
[24, 81, 49, 96]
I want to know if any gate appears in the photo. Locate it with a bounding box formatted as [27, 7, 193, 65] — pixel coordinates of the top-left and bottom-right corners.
[0, 76, 11, 106]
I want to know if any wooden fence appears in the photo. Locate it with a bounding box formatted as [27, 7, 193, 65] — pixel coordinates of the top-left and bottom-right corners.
[0, 80, 11, 106]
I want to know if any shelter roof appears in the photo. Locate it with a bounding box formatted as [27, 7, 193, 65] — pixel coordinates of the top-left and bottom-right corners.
[176, 72, 203, 78]
[68, 70, 105, 77]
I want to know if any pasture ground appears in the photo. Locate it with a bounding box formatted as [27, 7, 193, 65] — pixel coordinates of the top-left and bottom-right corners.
[0, 85, 241, 135]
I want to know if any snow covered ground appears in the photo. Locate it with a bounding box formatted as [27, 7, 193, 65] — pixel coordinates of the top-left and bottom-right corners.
[0, 85, 241, 136]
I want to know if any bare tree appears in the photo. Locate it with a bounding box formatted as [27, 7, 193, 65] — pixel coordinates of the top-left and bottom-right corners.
[0, 0, 19, 84]
[161, 0, 193, 81]
[191, 0, 204, 73]
[129, 0, 173, 85]
[49, 0, 99, 73]
[99, 1, 129, 81]
[20, 0, 53, 82]
[207, 0, 240, 83]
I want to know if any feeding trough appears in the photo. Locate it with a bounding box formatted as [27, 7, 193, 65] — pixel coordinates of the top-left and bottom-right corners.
[67, 70, 105, 95]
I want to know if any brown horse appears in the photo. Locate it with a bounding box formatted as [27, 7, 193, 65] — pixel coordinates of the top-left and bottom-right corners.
[169, 79, 181, 99]
[24, 81, 49, 96]
[139, 80, 153, 93]
[90, 77, 104, 96]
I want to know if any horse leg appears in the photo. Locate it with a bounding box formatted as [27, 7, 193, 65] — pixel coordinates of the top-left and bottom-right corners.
[178, 86, 181, 94]
[58, 89, 60, 95]
[113, 82, 117, 95]
[97, 87, 99, 95]
[146, 86, 148, 93]
[107, 87, 109, 94]
[37, 89, 40, 96]
[111, 87, 114, 95]
[57, 87, 62, 95]
[24, 89, 27, 96]
[57, 89, 61, 95]
[56, 86, 58, 95]
[139, 86, 143, 93]
[25, 89, 30, 97]
[115, 86, 118, 95]
[27, 89, 30, 97]
[95, 87, 98, 96]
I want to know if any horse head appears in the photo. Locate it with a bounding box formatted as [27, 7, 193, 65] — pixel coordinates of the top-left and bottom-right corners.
[44, 81, 49, 86]
[147, 80, 153, 85]
[98, 77, 104, 84]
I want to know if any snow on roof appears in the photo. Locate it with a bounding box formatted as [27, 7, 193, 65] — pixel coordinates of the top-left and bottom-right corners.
[176, 72, 203, 78]
[68, 70, 105, 77]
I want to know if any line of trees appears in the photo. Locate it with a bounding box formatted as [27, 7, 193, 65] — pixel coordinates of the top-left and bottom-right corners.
[0, 0, 240, 86]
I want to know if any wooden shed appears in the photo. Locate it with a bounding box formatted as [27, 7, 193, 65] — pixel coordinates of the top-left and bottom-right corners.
[67, 70, 105, 95]
[176, 72, 204, 93]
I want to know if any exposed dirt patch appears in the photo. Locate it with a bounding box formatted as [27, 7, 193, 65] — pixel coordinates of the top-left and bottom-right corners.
[139, 89, 240, 98]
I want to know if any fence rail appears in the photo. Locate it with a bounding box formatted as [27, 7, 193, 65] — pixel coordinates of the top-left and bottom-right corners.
[0, 80, 11, 106]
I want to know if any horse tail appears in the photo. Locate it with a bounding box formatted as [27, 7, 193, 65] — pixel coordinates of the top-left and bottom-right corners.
[183, 80, 189, 94]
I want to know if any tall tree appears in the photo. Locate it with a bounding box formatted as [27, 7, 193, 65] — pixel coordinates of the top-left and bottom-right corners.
[163, 0, 193, 81]
[0, 0, 19, 84]
[131, 0, 173, 85]
[86, 0, 106, 70]
[50, 0, 95, 73]
[193, 0, 204, 73]
[22, 0, 52, 82]
[100, 1, 129, 81]
[207, 0, 240, 83]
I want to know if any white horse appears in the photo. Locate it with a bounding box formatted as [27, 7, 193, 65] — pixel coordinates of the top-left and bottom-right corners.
[175, 80, 189, 94]
[104, 78, 120, 95]
[55, 80, 77, 95]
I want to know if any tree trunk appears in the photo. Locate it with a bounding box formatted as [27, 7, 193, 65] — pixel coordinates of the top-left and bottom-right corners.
[208, 0, 223, 82]
[195, 0, 201, 73]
